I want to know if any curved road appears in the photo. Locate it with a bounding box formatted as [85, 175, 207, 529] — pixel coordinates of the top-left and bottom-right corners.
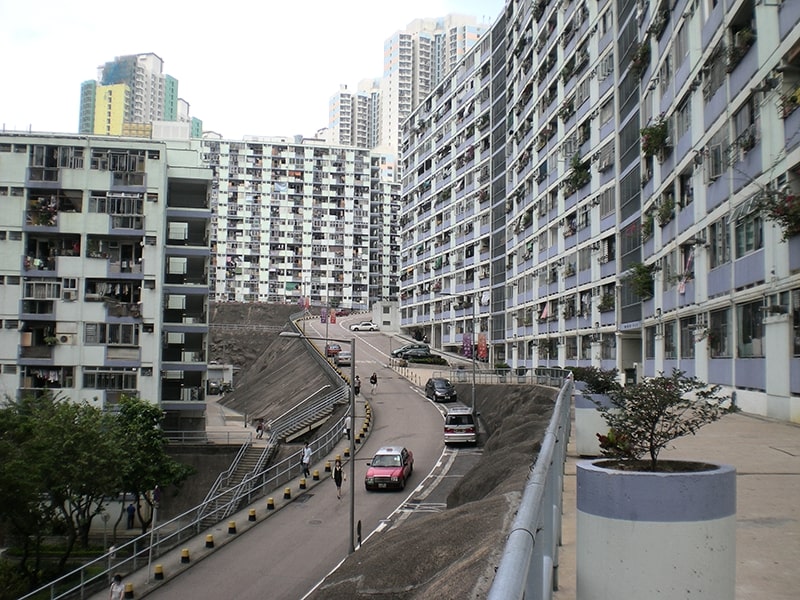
[148, 319, 453, 600]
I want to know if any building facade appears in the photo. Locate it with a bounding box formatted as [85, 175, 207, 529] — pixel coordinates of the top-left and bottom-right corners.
[398, 0, 800, 422]
[0, 133, 212, 429]
[202, 136, 401, 308]
[79, 53, 201, 138]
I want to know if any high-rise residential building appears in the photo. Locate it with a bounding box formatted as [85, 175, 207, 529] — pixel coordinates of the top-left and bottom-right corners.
[0, 132, 212, 429]
[202, 136, 400, 308]
[399, 0, 800, 422]
[326, 14, 490, 165]
[328, 80, 382, 149]
[379, 15, 490, 156]
[79, 53, 201, 138]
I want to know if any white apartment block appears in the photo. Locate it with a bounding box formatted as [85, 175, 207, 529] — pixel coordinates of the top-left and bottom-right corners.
[202, 136, 401, 309]
[399, 0, 800, 422]
[380, 15, 490, 156]
[0, 133, 213, 429]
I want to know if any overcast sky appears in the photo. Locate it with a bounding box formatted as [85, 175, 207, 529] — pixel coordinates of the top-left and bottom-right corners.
[1, 0, 505, 140]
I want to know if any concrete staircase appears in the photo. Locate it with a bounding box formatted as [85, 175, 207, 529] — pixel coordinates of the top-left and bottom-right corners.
[280, 403, 334, 443]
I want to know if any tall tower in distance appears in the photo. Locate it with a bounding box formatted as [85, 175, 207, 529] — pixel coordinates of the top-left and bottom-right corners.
[78, 53, 199, 137]
[378, 15, 489, 154]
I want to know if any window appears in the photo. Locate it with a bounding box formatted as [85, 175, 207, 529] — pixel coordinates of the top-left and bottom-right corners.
[82, 367, 137, 391]
[680, 316, 696, 358]
[645, 325, 656, 358]
[675, 96, 691, 140]
[673, 21, 689, 67]
[708, 216, 730, 268]
[664, 320, 677, 358]
[734, 205, 763, 257]
[706, 128, 728, 182]
[600, 98, 614, 126]
[709, 308, 731, 357]
[598, 52, 615, 81]
[703, 41, 726, 101]
[737, 300, 764, 357]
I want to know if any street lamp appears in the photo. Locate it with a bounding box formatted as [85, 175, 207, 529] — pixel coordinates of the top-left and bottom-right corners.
[441, 292, 478, 412]
[279, 331, 357, 553]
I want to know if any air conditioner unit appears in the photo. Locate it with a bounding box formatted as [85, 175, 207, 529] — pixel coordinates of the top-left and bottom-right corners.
[62, 290, 78, 301]
[58, 334, 74, 345]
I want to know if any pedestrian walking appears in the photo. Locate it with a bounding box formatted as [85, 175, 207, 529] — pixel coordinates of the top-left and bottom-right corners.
[344, 414, 352, 440]
[370, 372, 378, 394]
[109, 574, 124, 600]
[354, 375, 361, 397]
[126, 503, 136, 529]
[332, 458, 346, 499]
[301, 441, 312, 478]
[256, 418, 265, 439]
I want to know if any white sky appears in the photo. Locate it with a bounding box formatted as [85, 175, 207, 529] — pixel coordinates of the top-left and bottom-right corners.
[0, 0, 505, 140]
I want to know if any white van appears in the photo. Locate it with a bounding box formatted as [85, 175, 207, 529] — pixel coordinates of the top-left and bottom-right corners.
[444, 404, 478, 444]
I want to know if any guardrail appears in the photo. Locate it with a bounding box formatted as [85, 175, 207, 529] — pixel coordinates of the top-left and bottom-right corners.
[487, 372, 573, 600]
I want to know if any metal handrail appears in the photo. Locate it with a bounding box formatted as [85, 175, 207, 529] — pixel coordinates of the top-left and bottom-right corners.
[17, 410, 351, 600]
[487, 373, 573, 600]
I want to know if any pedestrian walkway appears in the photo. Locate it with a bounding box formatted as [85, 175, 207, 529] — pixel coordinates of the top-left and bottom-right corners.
[553, 410, 800, 600]
[87, 392, 373, 599]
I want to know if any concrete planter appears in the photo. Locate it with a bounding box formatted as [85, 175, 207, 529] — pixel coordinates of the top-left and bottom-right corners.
[574, 391, 612, 456]
[577, 459, 736, 600]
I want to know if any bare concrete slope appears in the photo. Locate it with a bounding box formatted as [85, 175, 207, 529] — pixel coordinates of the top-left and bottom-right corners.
[307, 385, 557, 599]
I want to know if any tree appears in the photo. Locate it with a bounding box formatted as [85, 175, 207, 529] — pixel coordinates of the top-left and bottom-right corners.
[595, 369, 737, 471]
[114, 396, 194, 535]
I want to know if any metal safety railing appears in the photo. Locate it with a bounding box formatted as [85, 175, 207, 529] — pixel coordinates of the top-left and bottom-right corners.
[487, 372, 573, 600]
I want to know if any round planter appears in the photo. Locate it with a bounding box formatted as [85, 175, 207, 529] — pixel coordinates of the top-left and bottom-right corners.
[574, 391, 612, 457]
[577, 460, 736, 600]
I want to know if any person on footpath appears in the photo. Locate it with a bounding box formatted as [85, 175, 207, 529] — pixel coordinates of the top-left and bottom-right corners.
[126, 502, 136, 529]
[354, 375, 361, 397]
[344, 414, 352, 440]
[109, 574, 125, 600]
[301, 441, 312, 478]
[332, 458, 346, 499]
[256, 418, 265, 439]
[370, 372, 378, 395]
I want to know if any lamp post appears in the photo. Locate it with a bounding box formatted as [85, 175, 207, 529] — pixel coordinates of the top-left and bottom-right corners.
[279, 331, 357, 553]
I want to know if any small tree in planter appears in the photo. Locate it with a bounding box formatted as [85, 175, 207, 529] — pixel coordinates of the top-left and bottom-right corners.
[578, 369, 740, 600]
[594, 368, 737, 471]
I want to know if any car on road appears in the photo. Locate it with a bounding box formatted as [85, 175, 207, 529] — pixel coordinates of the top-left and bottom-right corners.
[334, 350, 352, 367]
[400, 348, 435, 361]
[444, 404, 478, 444]
[349, 321, 379, 332]
[424, 377, 458, 402]
[391, 342, 429, 358]
[336, 308, 351, 316]
[365, 446, 414, 491]
[325, 343, 342, 357]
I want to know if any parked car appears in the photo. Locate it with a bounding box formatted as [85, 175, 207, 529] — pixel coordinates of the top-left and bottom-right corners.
[334, 350, 352, 367]
[424, 377, 458, 402]
[325, 343, 342, 357]
[350, 321, 379, 332]
[364, 446, 414, 491]
[444, 404, 479, 445]
[391, 342, 429, 358]
[400, 348, 434, 361]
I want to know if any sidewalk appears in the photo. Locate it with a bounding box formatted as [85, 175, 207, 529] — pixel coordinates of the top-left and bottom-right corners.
[553, 411, 800, 600]
[87, 393, 373, 599]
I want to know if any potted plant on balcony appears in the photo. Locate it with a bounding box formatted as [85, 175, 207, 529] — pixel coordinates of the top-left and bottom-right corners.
[577, 370, 738, 600]
[625, 262, 656, 299]
[640, 115, 669, 158]
[757, 188, 800, 241]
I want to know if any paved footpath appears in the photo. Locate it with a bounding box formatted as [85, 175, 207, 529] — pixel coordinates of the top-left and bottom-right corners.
[553, 411, 800, 600]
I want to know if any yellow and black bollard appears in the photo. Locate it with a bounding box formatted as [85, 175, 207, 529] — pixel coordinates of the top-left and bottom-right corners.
[267, 497, 275, 510]
[284, 487, 292, 500]
[325, 460, 332, 472]
[154, 564, 164, 580]
[313, 469, 320, 481]
[344, 446, 350, 457]
[228, 521, 237, 534]
[299, 477, 307, 490]
[205, 534, 214, 548]
[249, 509, 256, 522]
[181, 548, 191, 562]
[124, 582, 134, 598]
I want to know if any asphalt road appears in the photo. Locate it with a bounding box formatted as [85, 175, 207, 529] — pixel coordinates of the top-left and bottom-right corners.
[147, 321, 473, 600]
